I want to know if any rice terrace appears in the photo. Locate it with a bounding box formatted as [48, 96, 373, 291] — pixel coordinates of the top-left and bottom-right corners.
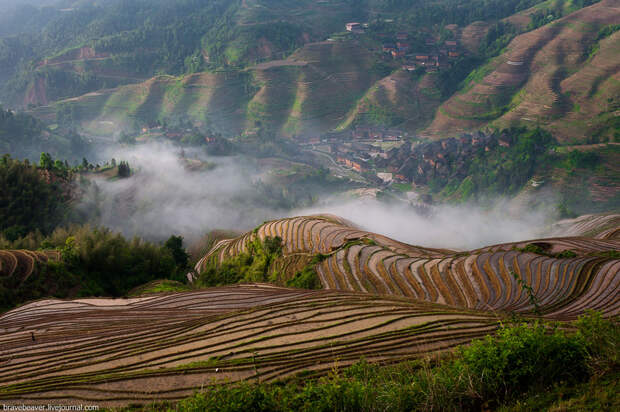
[1, 213, 618, 408]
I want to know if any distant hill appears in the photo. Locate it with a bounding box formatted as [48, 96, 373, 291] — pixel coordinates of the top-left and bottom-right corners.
[427, 0, 620, 142]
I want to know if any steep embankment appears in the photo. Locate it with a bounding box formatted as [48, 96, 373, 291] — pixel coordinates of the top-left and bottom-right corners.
[426, 0, 620, 141]
[198, 214, 620, 319]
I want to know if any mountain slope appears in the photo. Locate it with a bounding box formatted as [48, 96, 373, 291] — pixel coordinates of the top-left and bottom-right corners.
[425, 0, 620, 141]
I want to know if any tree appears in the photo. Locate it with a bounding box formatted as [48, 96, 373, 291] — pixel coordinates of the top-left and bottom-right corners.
[39, 152, 53, 170]
[165, 235, 190, 270]
[117, 161, 131, 178]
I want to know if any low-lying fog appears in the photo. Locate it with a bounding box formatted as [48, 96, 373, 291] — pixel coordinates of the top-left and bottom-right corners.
[86, 141, 556, 251]
[83, 142, 281, 241]
[296, 197, 553, 251]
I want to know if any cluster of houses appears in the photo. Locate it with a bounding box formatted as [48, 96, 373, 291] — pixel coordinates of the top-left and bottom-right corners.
[344, 20, 464, 74]
[299, 127, 409, 181]
[301, 128, 515, 188]
[388, 131, 514, 186]
[379, 32, 462, 73]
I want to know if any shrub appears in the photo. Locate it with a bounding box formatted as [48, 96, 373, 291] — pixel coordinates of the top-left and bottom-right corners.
[456, 323, 588, 401]
[158, 319, 611, 412]
[196, 236, 283, 287]
[576, 310, 620, 375]
[286, 264, 321, 290]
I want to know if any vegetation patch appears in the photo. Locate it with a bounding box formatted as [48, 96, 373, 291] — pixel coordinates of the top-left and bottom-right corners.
[196, 236, 284, 287]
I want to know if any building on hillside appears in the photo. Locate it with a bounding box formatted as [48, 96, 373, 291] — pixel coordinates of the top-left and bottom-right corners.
[391, 49, 406, 58]
[383, 43, 397, 52]
[394, 174, 408, 183]
[351, 161, 364, 172]
[396, 32, 408, 40]
[448, 51, 460, 58]
[445, 40, 457, 47]
[402, 64, 417, 71]
[377, 172, 393, 183]
[498, 138, 511, 148]
[346, 23, 364, 33]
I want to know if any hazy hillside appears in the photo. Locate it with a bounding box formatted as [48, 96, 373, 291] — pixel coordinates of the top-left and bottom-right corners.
[427, 0, 619, 142]
[0, 2, 618, 409]
[14, 0, 615, 142]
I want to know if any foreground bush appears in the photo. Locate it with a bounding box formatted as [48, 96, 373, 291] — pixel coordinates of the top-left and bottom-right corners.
[158, 314, 617, 412]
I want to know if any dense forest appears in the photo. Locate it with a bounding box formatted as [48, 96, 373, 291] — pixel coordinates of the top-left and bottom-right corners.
[0, 154, 73, 239]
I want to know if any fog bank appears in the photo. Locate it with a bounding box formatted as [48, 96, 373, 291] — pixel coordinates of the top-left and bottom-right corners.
[295, 196, 555, 251]
[84, 142, 557, 250]
[84, 142, 281, 241]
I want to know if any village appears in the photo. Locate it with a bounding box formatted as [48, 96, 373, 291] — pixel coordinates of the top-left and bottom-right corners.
[300, 127, 514, 189]
[134, 120, 513, 193]
[345, 22, 463, 73]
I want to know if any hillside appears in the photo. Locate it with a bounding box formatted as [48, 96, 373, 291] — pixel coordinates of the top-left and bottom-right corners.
[197, 214, 620, 319]
[426, 0, 620, 142]
[15, 1, 614, 139]
[28, 40, 385, 137]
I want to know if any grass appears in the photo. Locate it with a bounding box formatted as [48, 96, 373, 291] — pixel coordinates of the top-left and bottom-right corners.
[128, 279, 193, 296]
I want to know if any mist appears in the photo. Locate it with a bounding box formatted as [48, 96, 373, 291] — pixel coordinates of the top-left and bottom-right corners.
[295, 196, 557, 251]
[83, 141, 558, 251]
[82, 141, 282, 242]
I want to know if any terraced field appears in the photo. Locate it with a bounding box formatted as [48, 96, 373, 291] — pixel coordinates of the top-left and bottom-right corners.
[198, 214, 620, 320]
[0, 284, 505, 406]
[426, 0, 620, 141]
[337, 70, 442, 132]
[32, 39, 383, 138]
[0, 250, 61, 283]
[1, 214, 617, 406]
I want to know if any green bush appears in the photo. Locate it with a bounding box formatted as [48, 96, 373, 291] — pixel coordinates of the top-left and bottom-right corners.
[576, 310, 620, 375]
[456, 323, 588, 401]
[196, 236, 283, 287]
[286, 264, 321, 290]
